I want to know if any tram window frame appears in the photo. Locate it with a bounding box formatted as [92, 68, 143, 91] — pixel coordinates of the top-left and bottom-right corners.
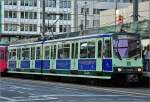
[64, 44, 70, 59]
[104, 39, 112, 58]
[36, 47, 41, 60]
[80, 41, 96, 58]
[17, 48, 21, 60]
[9, 49, 16, 60]
[98, 40, 102, 58]
[0, 50, 4, 60]
[51, 45, 56, 59]
[44, 46, 50, 59]
[21, 48, 30, 60]
[57, 43, 70, 59]
[31, 47, 35, 60]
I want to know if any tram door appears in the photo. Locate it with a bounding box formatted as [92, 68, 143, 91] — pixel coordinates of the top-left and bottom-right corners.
[102, 37, 113, 72]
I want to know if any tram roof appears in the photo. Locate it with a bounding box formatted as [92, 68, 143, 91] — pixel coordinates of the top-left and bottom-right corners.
[9, 32, 139, 48]
[9, 41, 43, 48]
[45, 33, 112, 43]
[9, 33, 112, 47]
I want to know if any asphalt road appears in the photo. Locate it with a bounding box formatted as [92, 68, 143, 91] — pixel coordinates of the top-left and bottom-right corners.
[0, 77, 150, 102]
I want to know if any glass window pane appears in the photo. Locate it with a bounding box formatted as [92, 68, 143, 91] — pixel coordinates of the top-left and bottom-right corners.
[0, 50, 4, 60]
[10, 49, 16, 60]
[22, 48, 30, 60]
[104, 39, 112, 58]
[51, 45, 56, 59]
[87, 41, 95, 58]
[44, 46, 50, 59]
[80, 42, 88, 58]
[17, 49, 21, 60]
[36, 47, 41, 59]
[64, 44, 70, 58]
[58, 44, 63, 58]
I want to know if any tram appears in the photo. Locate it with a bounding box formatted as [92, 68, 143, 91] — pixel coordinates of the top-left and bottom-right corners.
[8, 32, 143, 81]
[0, 45, 8, 74]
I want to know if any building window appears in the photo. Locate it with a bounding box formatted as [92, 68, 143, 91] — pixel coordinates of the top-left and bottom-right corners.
[81, 8, 89, 14]
[59, 25, 71, 32]
[46, 0, 56, 7]
[4, 11, 17, 18]
[4, 0, 17, 5]
[21, 0, 37, 6]
[93, 20, 100, 27]
[46, 14, 56, 20]
[20, 12, 37, 19]
[20, 24, 37, 32]
[59, 0, 71, 8]
[4, 24, 17, 31]
[59, 14, 71, 20]
[46, 24, 56, 32]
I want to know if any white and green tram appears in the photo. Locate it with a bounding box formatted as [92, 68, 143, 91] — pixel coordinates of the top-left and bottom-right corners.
[8, 33, 143, 81]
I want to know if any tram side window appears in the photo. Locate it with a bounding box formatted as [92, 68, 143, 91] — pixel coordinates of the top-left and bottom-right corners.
[17, 48, 21, 60]
[104, 40, 112, 58]
[80, 42, 88, 58]
[44, 46, 50, 59]
[75, 43, 78, 58]
[64, 44, 70, 58]
[51, 45, 56, 59]
[31, 47, 35, 60]
[58, 44, 63, 59]
[80, 41, 95, 58]
[98, 40, 102, 58]
[22, 48, 30, 60]
[88, 41, 95, 58]
[36, 47, 41, 59]
[9, 49, 16, 60]
[0, 50, 4, 60]
[58, 44, 70, 59]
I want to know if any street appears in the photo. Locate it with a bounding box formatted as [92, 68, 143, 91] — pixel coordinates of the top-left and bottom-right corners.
[0, 77, 150, 102]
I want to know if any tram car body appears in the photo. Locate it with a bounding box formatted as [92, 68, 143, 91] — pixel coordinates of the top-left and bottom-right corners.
[8, 33, 143, 80]
[0, 45, 8, 73]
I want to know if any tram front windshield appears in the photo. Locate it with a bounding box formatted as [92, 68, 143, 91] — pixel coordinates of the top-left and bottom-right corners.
[113, 36, 141, 59]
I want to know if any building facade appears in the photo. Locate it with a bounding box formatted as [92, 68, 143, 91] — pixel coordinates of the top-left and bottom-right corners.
[100, 1, 150, 27]
[0, 0, 145, 40]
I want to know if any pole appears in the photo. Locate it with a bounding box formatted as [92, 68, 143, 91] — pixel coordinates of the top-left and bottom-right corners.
[115, 0, 118, 32]
[84, 2, 87, 30]
[42, 0, 46, 37]
[133, 0, 138, 22]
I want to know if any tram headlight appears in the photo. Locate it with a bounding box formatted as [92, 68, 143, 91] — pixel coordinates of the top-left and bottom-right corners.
[118, 68, 122, 72]
[137, 68, 142, 72]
